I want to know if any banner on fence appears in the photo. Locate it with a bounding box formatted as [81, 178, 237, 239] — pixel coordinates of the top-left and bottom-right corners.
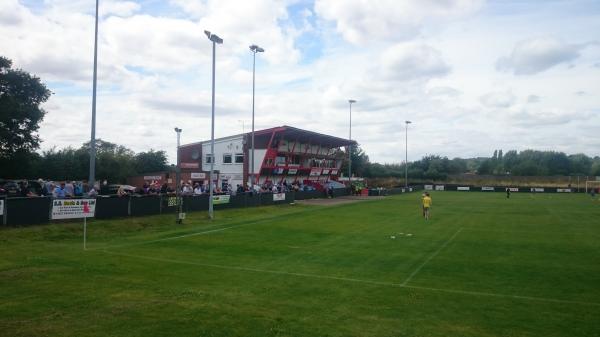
[0, 199, 4, 216]
[287, 168, 298, 175]
[51, 199, 96, 219]
[457, 186, 470, 191]
[273, 193, 286, 201]
[481, 186, 495, 191]
[144, 175, 162, 180]
[424, 185, 433, 190]
[213, 195, 230, 204]
[435, 185, 445, 191]
[509, 187, 519, 192]
[309, 168, 321, 177]
[557, 188, 572, 193]
[531, 188, 544, 193]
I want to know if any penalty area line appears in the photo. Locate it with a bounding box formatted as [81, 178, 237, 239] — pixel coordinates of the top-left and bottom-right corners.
[98, 249, 600, 308]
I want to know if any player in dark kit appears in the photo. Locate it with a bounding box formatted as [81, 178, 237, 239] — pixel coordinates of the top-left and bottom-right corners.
[506, 188, 510, 199]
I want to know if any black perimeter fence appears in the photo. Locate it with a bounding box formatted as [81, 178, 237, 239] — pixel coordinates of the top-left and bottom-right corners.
[1, 189, 348, 226]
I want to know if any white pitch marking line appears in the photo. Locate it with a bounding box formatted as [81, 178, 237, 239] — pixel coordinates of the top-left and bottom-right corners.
[98, 250, 600, 307]
[89, 221, 260, 251]
[401, 227, 463, 286]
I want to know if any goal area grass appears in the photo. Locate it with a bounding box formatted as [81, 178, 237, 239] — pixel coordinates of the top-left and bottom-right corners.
[1, 192, 599, 337]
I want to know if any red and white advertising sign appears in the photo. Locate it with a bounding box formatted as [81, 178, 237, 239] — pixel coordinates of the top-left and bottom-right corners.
[309, 168, 321, 177]
[181, 162, 200, 169]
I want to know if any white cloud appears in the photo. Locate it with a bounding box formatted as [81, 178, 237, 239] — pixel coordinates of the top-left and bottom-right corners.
[377, 43, 450, 82]
[480, 90, 516, 108]
[314, 0, 483, 44]
[496, 37, 583, 75]
[527, 94, 541, 103]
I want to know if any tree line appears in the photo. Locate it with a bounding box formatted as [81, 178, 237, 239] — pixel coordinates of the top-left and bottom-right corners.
[2, 140, 168, 183]
[350, 149, 600, 180]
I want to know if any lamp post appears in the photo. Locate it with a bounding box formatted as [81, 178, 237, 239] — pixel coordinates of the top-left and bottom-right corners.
[205, 30, 223, 220]
[88, 0, 99, 190]
[174, 127, 182, 224]
[405, 120, 412, 188]
[348, 99, 356, 184]
[249, 44, 264, 188]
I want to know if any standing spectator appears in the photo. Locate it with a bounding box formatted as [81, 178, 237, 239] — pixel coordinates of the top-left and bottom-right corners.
[193, 184, 203, 195]
[64, 181, 74, 197]
[74, 182, 83, 197]
[88, 186, 98, 197]
[100, 180, 109, 195]
[53, 183, 66, 198]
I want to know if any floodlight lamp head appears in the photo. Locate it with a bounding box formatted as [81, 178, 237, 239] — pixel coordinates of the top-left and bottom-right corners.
[349, 99, 356, 104]
[205, 30, 223, 44]
[174, 127, 182, 133]
[250, 44, 265, 53]
[405, 120, 412, 124]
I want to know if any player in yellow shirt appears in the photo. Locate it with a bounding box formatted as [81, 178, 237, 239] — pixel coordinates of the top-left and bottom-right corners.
[422, 192, 432, 220]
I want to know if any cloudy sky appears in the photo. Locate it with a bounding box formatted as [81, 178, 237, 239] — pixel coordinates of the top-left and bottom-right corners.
[1, 0, 599, 163]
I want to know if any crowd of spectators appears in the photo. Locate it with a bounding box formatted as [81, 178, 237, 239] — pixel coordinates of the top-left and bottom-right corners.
[1, 178, 337, 199]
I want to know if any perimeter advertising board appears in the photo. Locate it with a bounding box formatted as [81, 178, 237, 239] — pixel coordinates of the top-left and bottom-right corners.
[424, 185, 433, 190]
[457, 186, 470, 191]
[52, 199, 96, 220]
[481, 187, 495, 191]
[273, 193, 286, 201]
[213, 195, 230, 204]
[435, 185, 445, 191]
[0, 199, 4, 216]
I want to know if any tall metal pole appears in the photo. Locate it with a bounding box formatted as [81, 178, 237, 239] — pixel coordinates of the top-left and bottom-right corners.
[209, 39, 216, 220]
[405, 120, 412, 188]
[249, 45, 264, 188]
[251, 50, 256, 187]
[205, 30, 222, 220]
[89, 0, 99, 189]
[175, 127, 182, 224]
[348, 100, 356, 183]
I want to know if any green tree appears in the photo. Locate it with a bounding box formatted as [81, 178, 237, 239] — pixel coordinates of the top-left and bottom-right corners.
[340, 144, 370, 177]
[134, 149, 168, 173]
[0, 56, 51, 177]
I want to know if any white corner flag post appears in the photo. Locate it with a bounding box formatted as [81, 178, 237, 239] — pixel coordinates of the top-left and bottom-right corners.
[84, 216, 87, 250]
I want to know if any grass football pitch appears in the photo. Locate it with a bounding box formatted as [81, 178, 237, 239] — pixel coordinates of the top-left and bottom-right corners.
[1, 192, 599, 337]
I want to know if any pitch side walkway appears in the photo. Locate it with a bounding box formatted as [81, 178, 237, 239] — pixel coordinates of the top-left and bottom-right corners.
[295, 195, 386, 206]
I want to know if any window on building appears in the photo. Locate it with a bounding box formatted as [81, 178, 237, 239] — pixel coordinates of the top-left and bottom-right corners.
[223, 154, 232, 164]
[275, 156, 286, 165]
[235, 153, 244, 163]
[205, 154, 213, 164]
